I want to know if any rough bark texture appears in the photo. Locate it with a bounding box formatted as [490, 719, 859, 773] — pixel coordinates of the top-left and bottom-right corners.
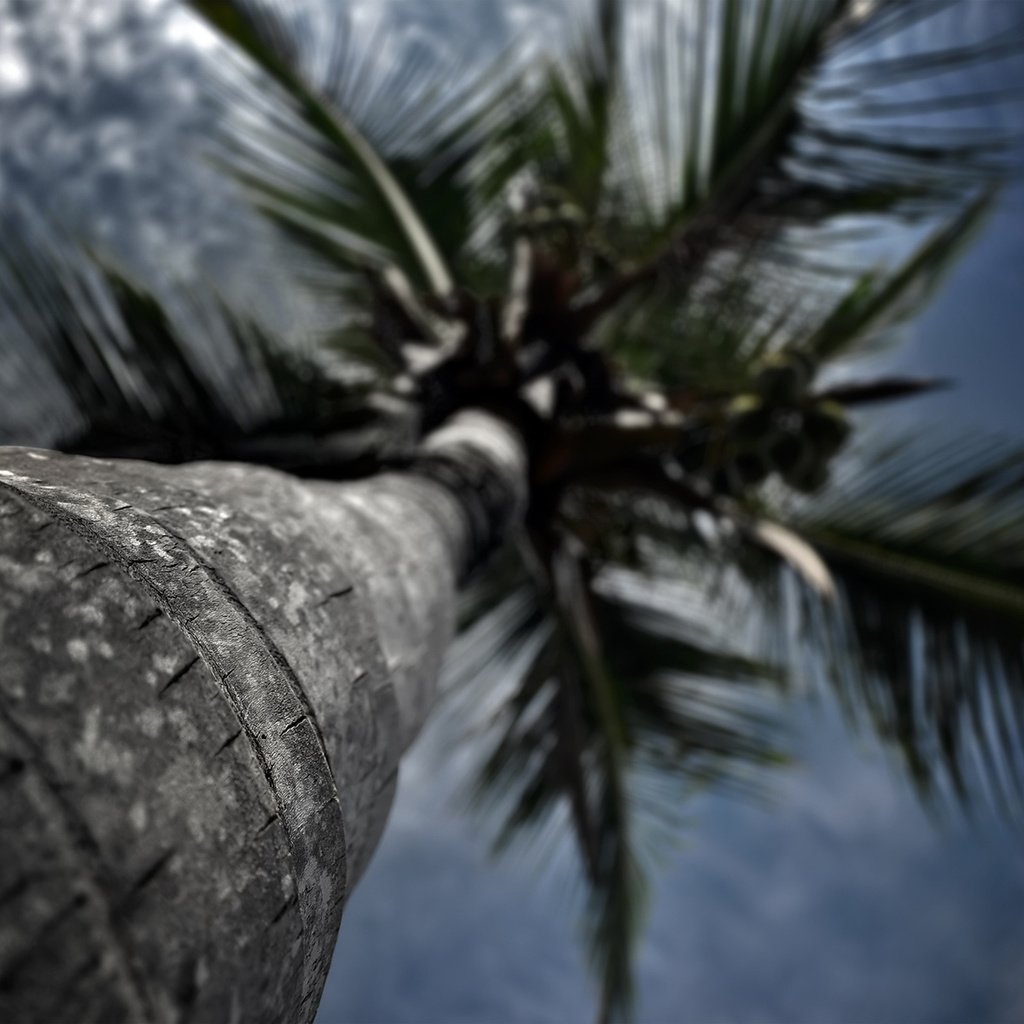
[0, 410, 526, 1024]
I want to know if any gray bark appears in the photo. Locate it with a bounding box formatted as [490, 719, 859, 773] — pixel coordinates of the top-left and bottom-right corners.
[0, 410, 526, 1024]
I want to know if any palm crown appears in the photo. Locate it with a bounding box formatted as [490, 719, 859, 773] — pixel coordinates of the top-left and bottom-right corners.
[2, 0, 1023, 1020]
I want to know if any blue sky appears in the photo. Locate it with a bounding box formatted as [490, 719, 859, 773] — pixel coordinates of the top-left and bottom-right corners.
[889, 182, 1024, 438]
[321, 675, 1024, 1023]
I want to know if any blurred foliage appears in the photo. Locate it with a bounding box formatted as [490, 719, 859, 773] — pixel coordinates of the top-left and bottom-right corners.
[2, 0, 1023, 1019]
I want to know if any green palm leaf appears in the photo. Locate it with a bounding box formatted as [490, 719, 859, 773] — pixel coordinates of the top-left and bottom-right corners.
[566, 0, 1018, 344]
[0, 210, 406, 468]
[755, 431, 1024, 819]
[793, 431, 1024, 613]
[534, 0, 624, 220]
[186, 0, 455, 296]
[604, 184, 996, 398]
[804, 190, 996, 361]
[0, 212, 265, 445]
[451, 540, 783, 1022]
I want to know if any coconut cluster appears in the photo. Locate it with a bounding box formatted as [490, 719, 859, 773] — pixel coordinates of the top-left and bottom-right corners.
[682, 352, 851, 495]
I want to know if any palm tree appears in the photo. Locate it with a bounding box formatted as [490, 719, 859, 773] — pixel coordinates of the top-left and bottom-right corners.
[0, 0, 1021, 1021]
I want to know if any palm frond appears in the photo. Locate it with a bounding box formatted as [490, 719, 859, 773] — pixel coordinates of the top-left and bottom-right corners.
[537, 0, 624, 220]
[568, 0, 1019, 366]
[605, 184, 995, 397]
[739, 4, 1020, 226]
[186, 0, 456, 296]
[757, 430, 1024, 820]
[0, 209, 271, 446]
[449, 539, 782, 1022]
[0, 209, 407, 468]
[797, 431, 1024, 622]
[540, 416, 1024, 828]
[804, 189, 996, 361]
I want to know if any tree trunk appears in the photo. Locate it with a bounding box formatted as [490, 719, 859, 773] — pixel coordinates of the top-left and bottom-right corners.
[0, 410, 526, 1024]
